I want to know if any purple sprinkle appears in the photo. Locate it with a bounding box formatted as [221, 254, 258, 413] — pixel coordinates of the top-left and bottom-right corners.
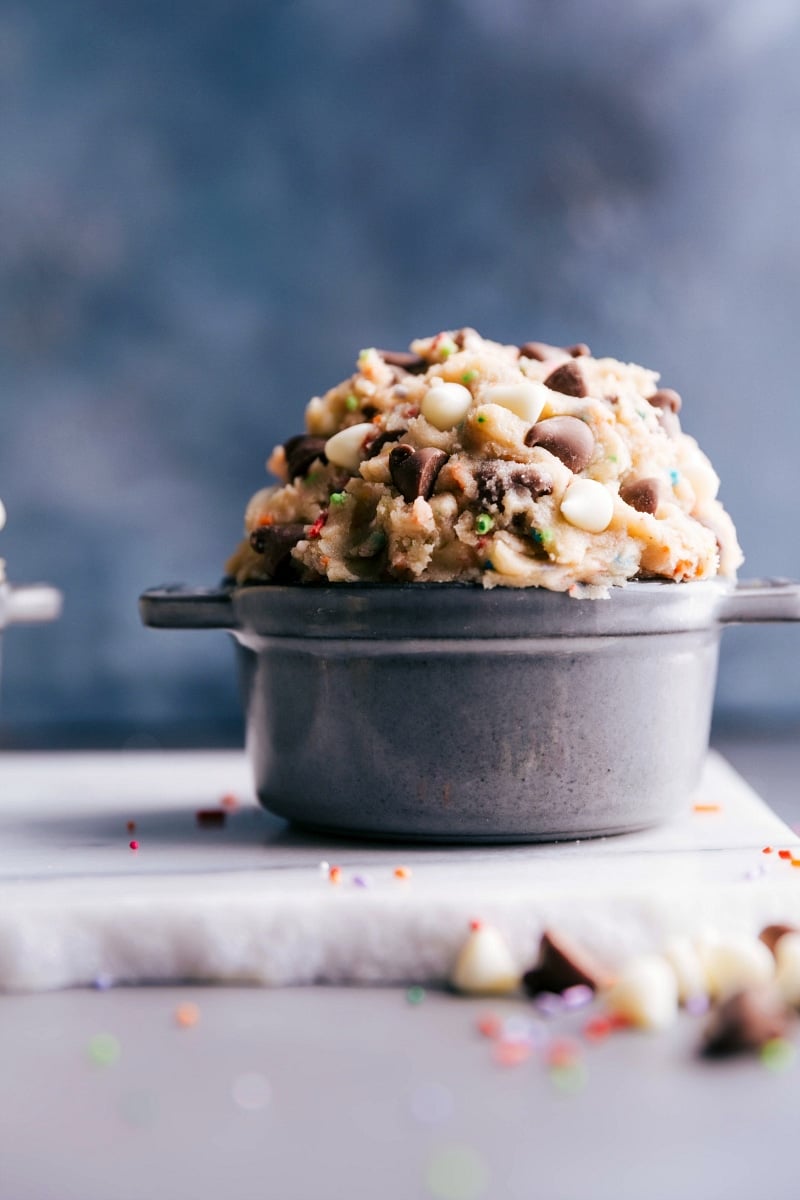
[533, 992, 565, 1018]
[685, 993, 711, 1016]
[352, 874, 369, 888]
[93, 973, 114, 991]
[562, 984, 594, 1011]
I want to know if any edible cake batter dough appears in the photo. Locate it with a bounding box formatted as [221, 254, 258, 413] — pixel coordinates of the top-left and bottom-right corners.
[226, 330, 741, 593]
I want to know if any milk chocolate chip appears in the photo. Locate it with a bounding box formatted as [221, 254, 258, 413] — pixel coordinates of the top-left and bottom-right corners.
[475, 461, 553, 506]
[648, 388, 682, 414]
[250, 523, 307, 577]
[522, 930, 613, 996]
[524, 416, 595, 473]
[365, 429, 405, 459]
[760, 924, 797, 956]
[543, 360, 588, 398]
[377, 349, 428, 374]
[283, 435, 328, 481]
[620, 477, 661, 515]
[389, 445, 448, 502]
[702, 987, 792, 1056]
[519, 341, 591, 361]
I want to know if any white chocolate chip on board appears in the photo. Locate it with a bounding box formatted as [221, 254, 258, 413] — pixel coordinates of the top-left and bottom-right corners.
[421, 382, 473, 431]
[560, 478, 614, 533]
[324, 423, 376, 472]
[450, 922, 519, 996]
[699, 936, 774, 1001]
[482, 381, 547, 424]
[605, 955, 678, 1030]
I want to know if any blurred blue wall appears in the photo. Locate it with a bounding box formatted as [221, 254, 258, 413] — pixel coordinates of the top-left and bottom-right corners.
[1, 0, 799, 742]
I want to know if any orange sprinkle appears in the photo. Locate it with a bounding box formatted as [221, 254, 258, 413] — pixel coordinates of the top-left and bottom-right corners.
[779, 850, 792, 860]
[257, 514, 275, 526]
[584, 1016, 614, 1042]
[792, 859, 800, 869]
[493, 1040, 532, 1067]
[328, 865, 342, 884]
[221, 793, 239, 810]
[693, 803, 721, 813]
[394, 866, 411, 881]
[763, 846, 774, 854]
[174, 1002, 200, 1029]
[608, 1012, 633, 1031]
[476, 1013, 502, 1040]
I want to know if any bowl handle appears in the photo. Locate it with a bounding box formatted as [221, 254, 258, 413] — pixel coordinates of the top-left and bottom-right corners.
[717, 578, 800, 625]
[139, 586, 236, 630]
[4, 584, 63, 626]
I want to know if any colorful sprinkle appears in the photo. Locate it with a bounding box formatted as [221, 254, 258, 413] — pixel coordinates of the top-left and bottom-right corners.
[476, 415, 486, 424]
[779, 850, 792, 860]
[763, 846, 774, 854]
[406, 985, 426, 1006]
[461, 370, 477, 384]
[693, 803, 721, 813]
[126, 820, 136, 833]
[546, 1037, 582, 1068]
[761, 1037, 796, 1073]
[345, 394, 359, 412]
[562, 984, 594, 1011]
[394, 866, 412, 880]
[475, 514, 494, 535]
[93, 973, 114, 992]
[583, 1015, 614, 1042]
[352, 874, 370, 888]
[328, 865, 342, 884]
[493, 1039, 532, 1067]
[88, 1033, 121, 1067]
[669, 469, 680, 486]
[533, 992, 565, 1018]
[174, 1002, 201, 1029]
[531, 528, 553, 546]
[476, 1013, 502, 1040]
[221, 793, 239, 810]
[307, 511, 328, 539]
[329, 491, 348, 505]
[549, 1059, 587, 1095]
[129, 840, 139, 851]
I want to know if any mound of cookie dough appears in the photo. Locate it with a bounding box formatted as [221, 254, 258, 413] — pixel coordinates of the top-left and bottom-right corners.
[226, 330, 742, 592]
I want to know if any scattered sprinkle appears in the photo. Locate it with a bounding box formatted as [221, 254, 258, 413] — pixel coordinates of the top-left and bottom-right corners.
[256, 513, 275, 526]
[461, 370, 477, 384]
[352, 874, 370, 888]
[394, 866, 412, 881]
[761, 1037, 796, 1073]
[307, 511, 328, 539]
[549, 1059, 587, 1095]
[533, 992, 565, 1018]
[406, 985, 426, 1006]
[476, 1014, 502, 1040]
[475, 514, 494, 535]
[493, 1040, 532, 1067]
[93, 973, 114, 992]
[345, 394, 359, 412]
[328, 865, 342, 885]
[546, 1038, 582, 1068]
[792, 859, 800, 868]
[669, 469, 681, 486]
[174, 1002, 201, 1029]
[221, 793, 239, 810]
[469, 919, 482, 932]
[196, 809, 226, 827]
[476, 415, 486, 425]
[129, 840, 139, 852]
[583, 1016, 614, 1042]
[88, 1033, 121, 1067]
[329, 491, 348, 505]
[232, 1071, 272, 1111]
[763, 847, 774, 854]
[126, 820, 136, 833]
[425, 1144, 490, 1200]
[562, 984, 594, 1011]
[779, 850, 792, 860]
[693, 803, 721, 813]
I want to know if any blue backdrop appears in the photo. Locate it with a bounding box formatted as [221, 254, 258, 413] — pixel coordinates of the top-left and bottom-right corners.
[1, 0, 799, 742]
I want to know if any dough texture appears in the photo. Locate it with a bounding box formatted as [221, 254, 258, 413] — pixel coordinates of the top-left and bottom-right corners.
[226, 330, 742, 593]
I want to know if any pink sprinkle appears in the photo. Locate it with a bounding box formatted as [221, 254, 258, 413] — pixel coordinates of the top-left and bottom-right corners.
[129, 840, 139, 851]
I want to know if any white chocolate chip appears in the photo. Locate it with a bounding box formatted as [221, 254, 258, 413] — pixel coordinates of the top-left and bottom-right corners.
[700, 937, 774, 1000]
[323, 423, 376, 472]
[482, 382, 547, 424]
[605, 955, 678, 1030]
[421, 382, 473, 431]
[0, 499, 6, 532]
[450, 923, 519, 996]
[487, 536, 537, 579]
[664, 937, 707, 1005]
[774, 932, 800, 1007]
[560, 478, 614, 533]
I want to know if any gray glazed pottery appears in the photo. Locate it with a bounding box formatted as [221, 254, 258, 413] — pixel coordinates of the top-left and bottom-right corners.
[139, 579, 800, 842]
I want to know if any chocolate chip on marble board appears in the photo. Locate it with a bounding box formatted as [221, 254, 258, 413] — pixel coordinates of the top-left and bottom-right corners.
[619, 477, 661, 515]
[249, 523, 307, 578]
[389, 445, 449, 502]
[475, 461, 553, 507]
[364, 429, 406, 460]
[377, 349, 428, 374]
[543, 360, 588, 398]
[522, 929, 614, 996]
[648, 388, 682, 414]
[283, 435, 328, 480]
[524, 416, 595, 473]
[701, 987, 792, 1056]
[760, 924, 797, 956]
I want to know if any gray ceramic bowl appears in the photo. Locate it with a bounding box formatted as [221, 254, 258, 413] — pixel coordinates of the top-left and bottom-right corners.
[140, 578, 800, 842]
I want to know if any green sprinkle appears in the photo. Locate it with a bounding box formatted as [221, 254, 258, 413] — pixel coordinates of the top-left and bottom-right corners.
[607, 454, 618, 463]
[475, 514, 494, 535]
[304, 471, 321, 486]
[476, 415, 486, 425]
[345, 394, 359, 412]
[461, 370, 477, 384]
[330, 492, 348, 505]
[761, 1037, 796, 1073]
[406, 985, 426, 1006]
[532, 528, 553, 546]
[88, 1033, 121, 1067]
[440, 345, 453, 360]
[550, 1060, 587, 1095]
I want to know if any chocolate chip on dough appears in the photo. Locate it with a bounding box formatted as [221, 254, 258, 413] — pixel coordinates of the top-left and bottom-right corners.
[522, 930, 613, 996]
[648, 388, 682, 414]
[702, 987, 792, 1056]
[543, 360, 588, 398]
[389, 445, 448, 502]
[377, 349, 428, 374]
[475, 461, 553, 506]
[250, 523, 307, 577]
[566, 343, 591, 358]
[524, 416, 595, 473]
[283, 435, 328, 480]
[619, 477, 661, 515]
[519, 341, 592, 361]
[364, 429, 405, 459]
[760, 924, 797, 956]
